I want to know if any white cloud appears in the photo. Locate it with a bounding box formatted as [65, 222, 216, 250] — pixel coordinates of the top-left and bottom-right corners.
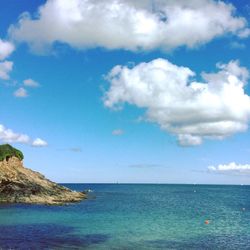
[14, 87, 28, 98]
[238, 28, 250, 38]
[0, 61, 13, 80]
[208, 162, 250, 175]
[23, 78, 40, 87]
[32, 138, 48, 147]
[0, 123, 48, 149]
[0, 124, 47, 147]
[9, 0, 249, 53]
[0, 39, 15, 60]
[0, 124, 30, 144]
[112, 129, 124, 136]
[104, 59, 250, 146]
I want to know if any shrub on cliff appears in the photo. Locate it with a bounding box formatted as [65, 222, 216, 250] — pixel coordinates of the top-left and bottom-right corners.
[0, 144, 24, 161]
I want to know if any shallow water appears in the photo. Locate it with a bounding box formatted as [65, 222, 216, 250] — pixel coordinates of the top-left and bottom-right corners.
[0, 184, 250, 249]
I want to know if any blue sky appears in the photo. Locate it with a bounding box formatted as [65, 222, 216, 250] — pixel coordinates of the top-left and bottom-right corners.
[1, 0, 250, 184]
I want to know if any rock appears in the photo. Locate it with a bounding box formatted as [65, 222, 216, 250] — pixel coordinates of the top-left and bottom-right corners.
[0, 144, 86, 205]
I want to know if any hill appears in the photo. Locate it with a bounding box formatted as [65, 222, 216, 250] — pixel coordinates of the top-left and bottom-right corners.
[0, 144, 24, 161]
[0, 144, 86, 205]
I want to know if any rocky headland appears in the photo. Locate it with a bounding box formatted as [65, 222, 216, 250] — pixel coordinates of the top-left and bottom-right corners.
[0, 144, 86, 205]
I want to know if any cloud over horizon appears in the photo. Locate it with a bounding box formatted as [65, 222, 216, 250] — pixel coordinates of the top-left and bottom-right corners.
[104, 58, 250, 146]
[208, 162, 250, 175]
[9, 0, 250, 53]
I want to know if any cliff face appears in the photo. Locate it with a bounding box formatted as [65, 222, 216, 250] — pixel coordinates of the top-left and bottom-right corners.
[0, 156, 86, 205]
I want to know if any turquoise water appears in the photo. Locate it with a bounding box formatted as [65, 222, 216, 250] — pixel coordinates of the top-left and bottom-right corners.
[0, 184, 250, 249]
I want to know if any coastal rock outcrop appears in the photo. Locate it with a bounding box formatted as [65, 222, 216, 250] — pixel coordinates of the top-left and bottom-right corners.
[0, 144, 86, 205]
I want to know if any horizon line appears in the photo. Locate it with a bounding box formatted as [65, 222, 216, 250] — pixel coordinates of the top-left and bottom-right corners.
[59, 182, 250, 186]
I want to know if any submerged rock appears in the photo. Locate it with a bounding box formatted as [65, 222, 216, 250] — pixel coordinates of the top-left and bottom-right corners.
[0, 144, 86, 205]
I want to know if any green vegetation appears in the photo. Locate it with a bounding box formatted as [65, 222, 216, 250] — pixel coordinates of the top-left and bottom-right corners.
[0, 144, 24, 161]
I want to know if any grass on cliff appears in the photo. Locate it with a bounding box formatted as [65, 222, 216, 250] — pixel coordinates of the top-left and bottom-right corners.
[0, 144, 24, 161]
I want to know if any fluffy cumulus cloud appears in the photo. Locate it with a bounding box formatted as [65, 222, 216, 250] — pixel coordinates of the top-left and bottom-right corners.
[0, 61, 13, 80]
[9, 0, 249, 52]
[0, 39, 15, 60]
[14, 87, 28, 98]
[0, 124, 30, 144]
[104, 58, 250, 146]
[32, 138, 48, 147]
[13, 80, 40, 98]
[0, 39, 14, 80]
[208, 162, 250, 175]
[0, 124, 48, 147]
[23, 78, 40, 87]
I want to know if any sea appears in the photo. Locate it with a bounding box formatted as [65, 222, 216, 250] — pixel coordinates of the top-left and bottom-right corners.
[0, 184, 250, 249]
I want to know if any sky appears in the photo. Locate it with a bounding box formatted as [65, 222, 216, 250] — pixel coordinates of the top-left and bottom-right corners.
[1, 0, 250, 184]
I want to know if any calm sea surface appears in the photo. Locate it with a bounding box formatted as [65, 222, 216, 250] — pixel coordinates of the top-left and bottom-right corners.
[0, 184, 250, 249]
